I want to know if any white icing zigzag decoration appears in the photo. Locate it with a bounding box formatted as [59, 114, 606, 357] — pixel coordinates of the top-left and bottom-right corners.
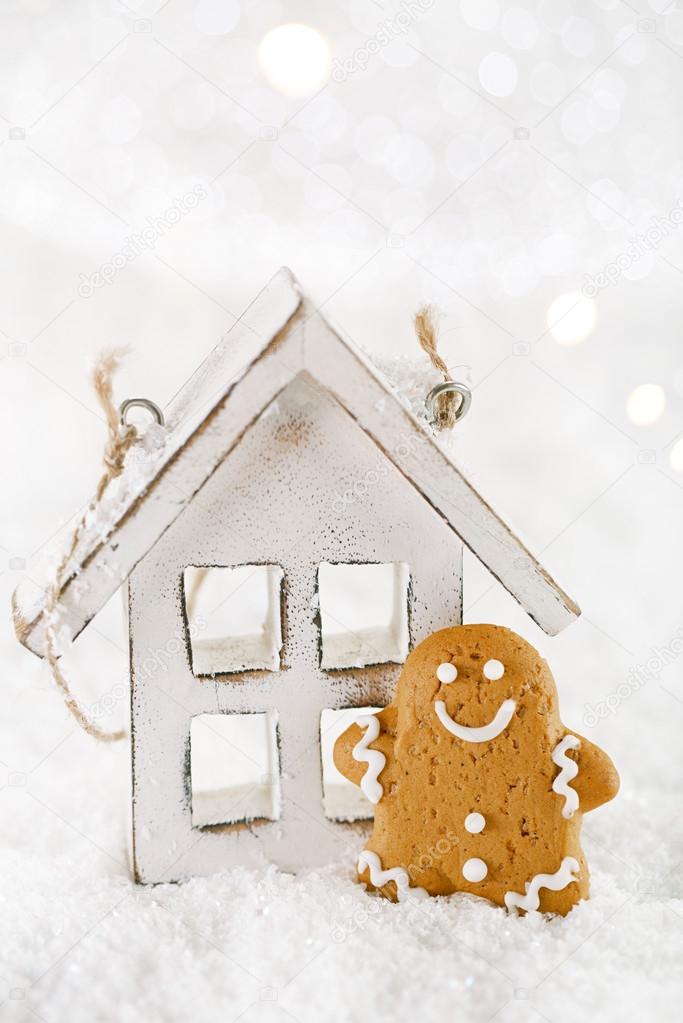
[551, 734, 581, 818]
[352, 714, 386, 804]
[357, 850, 426, 902]
[504, 857, 580, 913]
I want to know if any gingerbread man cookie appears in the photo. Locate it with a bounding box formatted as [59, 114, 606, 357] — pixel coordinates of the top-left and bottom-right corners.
[334, 625, 619, 915]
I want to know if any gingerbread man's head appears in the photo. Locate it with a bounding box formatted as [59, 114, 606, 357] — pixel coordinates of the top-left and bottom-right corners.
[395, 624, 562, 747]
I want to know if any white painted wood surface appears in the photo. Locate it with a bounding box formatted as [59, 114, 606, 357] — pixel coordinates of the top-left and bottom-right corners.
[13, 268, 578, 659]
[129, 376, 463, 882]
[11, 267, 581, 883]
[303, 305, 579, 635]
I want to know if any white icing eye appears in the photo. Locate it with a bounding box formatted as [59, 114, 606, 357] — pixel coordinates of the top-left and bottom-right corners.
[464, 812, 485, 834]
[483, 659, 504, 681]
[462, 857, 488, 883]
[436, 662, 458, 684]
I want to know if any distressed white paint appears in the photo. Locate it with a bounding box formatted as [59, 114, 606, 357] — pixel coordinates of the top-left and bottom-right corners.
[11, 267, 580, 883]
[303, 307, 579, 635]
[129, 376, 463, 882]
[14, 268, 578, 660]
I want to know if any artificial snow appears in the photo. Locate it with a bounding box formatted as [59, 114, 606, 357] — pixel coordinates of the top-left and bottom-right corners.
[372, 353, 460, 449]
[1, 686, 681, 1023]
[4, 360, 682, 1021]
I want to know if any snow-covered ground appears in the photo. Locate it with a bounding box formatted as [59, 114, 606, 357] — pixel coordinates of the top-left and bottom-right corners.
[0, 694, 681, 1022]
[2, 1, 683, 1020]
[3, 336, 682, 1021]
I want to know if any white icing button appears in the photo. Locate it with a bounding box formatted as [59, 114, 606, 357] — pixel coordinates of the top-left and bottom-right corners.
[436, 662, 458, 684]
[464, 812, 485, 834]
[463, 857, 488, 883]
[483, 658, 505, 680]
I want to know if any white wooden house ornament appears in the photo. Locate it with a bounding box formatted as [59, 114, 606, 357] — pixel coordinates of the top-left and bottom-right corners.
[13, 268, 580, 884]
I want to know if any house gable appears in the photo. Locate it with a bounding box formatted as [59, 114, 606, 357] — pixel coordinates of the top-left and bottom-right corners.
[13, 268, 579, 659]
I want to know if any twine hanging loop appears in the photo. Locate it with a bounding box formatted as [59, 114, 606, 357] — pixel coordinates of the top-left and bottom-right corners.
[41, 350, 160, 742]
[119, 397, 164, 429]
[414, 305, 472, 430]
[425, 380, 471, 427]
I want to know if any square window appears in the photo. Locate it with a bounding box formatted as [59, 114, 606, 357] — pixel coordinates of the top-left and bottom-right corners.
[320, 708, 383, 821]
[189, 712, 280, 828]
[184, 565, 283, 676]
[317, 562, 410, 669]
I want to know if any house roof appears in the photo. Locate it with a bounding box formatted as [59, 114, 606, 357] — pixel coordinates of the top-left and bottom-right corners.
[13, 267, 579, 656]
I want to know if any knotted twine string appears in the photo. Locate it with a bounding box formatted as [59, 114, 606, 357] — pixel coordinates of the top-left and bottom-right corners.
[413, 304, 459, 430]
[43, 349, 138, 742]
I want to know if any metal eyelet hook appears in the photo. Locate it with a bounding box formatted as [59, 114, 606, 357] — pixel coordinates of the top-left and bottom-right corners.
[119, 397, 165, 428]
[425, 381, 472, 429]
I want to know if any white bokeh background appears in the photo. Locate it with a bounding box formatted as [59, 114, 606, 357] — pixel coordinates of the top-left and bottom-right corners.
[1, 1, 683, 1021]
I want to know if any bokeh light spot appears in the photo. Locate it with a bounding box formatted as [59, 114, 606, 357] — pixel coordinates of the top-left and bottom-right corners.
[626, 384, 666, 425]
[669, 436, 683, 472]
[479, 52, 518, 97]
[547, 292, 596, 344]
[258, 24, 331, 97]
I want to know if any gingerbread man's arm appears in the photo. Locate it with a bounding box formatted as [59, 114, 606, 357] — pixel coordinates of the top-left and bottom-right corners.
[569, 731, 619, 813]
[333, 706, 397, 792]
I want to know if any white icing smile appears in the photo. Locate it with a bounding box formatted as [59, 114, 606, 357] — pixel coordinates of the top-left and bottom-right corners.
[434, 698, 516, 743]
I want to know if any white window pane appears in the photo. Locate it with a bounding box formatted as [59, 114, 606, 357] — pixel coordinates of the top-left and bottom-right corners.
[184, 565, 283, 675]
[318, 562, 410, 669]
[190, 712, 280, 828]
